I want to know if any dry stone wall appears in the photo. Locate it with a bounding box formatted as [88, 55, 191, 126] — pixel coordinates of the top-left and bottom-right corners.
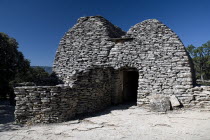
[139, 86, 210, 109]
[108, 19, 195, 105]
[185, 86, 210, 108]
[72, 67, 114, 115]
[15, 86, 77, 124]
[14, 67, 114, 124]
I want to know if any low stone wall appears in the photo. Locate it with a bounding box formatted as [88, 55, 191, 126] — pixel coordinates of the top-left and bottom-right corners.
[15, 84, 210, 124]
[15, 86, 77, 124]
[185, 86, 210, 108]
[14, 67, 114, 124]
[138, 86, 210, 109]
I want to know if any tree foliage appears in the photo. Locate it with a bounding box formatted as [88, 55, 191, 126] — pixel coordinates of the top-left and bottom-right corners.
[186, 41, 210, 81]
[12, 67, 60, 86]
[0, 32, 30, 98]
[0, 33, 60, 104]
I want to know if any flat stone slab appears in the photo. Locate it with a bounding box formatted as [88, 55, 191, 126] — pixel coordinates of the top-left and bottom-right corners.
[170, 95, 181, 107]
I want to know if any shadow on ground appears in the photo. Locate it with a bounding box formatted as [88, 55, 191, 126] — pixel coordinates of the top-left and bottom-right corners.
[75, 102, 137, 121]
[0, 100, 22, 132]
[0, 101, 137, 132]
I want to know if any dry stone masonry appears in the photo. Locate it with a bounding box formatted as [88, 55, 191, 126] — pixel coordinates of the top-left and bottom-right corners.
[15, 86, 77, 124]
[15, 16, 210, 124]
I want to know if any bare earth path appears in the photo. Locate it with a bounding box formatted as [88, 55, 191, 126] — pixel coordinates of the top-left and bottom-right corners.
[1, 104, 210, 140]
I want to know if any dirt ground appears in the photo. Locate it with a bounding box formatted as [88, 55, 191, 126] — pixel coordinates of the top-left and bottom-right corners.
[1, 101, 210, 140]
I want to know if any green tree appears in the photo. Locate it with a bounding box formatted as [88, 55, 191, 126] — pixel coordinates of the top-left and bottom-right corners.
[0, 32, 60, 104]
[23, 67, 49, 85]
[0, 32, 30, 103]
[186, 41, 210, 81]
[12, 67, 60, 86]
[201, 41, 210, 79]
[26, 67, 60, 86]
[186, 44, 196, 57]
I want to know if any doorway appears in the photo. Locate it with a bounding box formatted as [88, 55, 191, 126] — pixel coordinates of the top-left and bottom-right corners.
[122, 70, 139, 103]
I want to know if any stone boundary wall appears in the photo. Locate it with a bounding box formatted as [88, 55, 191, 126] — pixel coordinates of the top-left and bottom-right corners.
[14, 67, 114, 124]
[185, 86, 210, 108]
[138, 86, 210, 109]
[15, 86, 77, 124]
[14, 77, 210, 124]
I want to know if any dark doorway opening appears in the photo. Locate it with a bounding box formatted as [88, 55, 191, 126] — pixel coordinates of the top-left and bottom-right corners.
[122, 70, 139, 103]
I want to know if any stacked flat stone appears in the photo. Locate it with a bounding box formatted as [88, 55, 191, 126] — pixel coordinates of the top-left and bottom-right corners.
[15, 86, 77, 124]
[14, 16, 209, 124]
[73, 67, 114, 114]
[53, 16, 125, 84]
[54, 16, 196, 106]
[108, 19, 195, 105]
[14, 67, 114, 124]
[185, 86, 210, 108]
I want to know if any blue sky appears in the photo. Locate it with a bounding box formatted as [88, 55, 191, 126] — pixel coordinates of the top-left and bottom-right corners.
[0, 0, 210, 66]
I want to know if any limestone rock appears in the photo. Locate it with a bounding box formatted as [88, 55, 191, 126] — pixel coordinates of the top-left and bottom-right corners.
[170, 95, 180, 107]
[149, 94, 171, 112]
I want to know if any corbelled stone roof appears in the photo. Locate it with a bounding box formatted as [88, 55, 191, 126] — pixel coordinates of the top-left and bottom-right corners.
[53, 16, 125, 83]
[53, 16, 195, 90]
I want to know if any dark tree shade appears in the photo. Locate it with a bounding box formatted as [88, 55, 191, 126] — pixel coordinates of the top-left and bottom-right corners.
[0, 32, 30, 99]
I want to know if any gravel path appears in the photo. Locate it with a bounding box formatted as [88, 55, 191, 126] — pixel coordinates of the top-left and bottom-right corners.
[1, 103, 210, 140]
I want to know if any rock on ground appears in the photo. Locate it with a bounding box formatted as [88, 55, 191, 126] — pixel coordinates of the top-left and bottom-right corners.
[149, 94, 171, 112]
[170, 95, 181, 107]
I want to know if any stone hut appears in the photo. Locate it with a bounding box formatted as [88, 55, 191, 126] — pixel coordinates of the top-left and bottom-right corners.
[53, 16, 195, 105]
[15, 16, 210, 124]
